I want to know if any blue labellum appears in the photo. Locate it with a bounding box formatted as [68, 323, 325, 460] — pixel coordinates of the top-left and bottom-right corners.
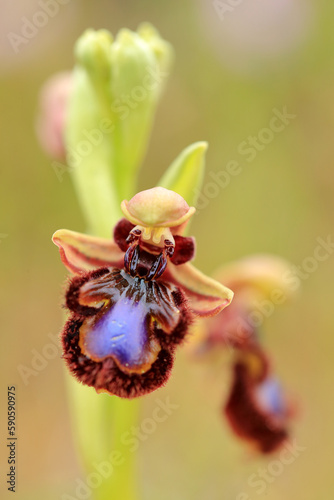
[255, 377, 285, 417]
[81, 297, 161, 373]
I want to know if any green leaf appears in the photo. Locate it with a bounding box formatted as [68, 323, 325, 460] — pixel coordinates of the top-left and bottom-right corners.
[157, 141, 208, 207]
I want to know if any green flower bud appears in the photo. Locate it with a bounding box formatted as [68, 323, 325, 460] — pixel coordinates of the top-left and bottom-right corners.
[75, 29, 113, 85]
[109, 25, 173, 198]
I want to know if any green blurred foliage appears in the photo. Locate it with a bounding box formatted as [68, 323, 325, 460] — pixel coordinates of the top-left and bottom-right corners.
[1, 0, 334, 499]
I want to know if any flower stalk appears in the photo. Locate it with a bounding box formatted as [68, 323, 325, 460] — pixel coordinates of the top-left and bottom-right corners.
[63, 156, 140, 500]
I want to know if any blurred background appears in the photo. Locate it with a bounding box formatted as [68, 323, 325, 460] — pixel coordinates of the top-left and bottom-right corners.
[1, 0, 333, 498]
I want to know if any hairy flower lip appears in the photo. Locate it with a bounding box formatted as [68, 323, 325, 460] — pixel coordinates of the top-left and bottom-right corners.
[63, 314, 176, 399]
[61, 267, 192, 398]
[225, 348, 290, 454]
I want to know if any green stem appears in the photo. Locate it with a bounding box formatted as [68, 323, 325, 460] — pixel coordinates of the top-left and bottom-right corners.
[65, 90, 141, 497]
[65, 377, 140, 500]
[109, 399, 140, 499]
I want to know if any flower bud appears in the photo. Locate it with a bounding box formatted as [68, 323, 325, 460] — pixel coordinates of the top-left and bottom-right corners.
[74, 29, 113, 84]
[36, 71, 72, 161]
[109, 25, 173, 198]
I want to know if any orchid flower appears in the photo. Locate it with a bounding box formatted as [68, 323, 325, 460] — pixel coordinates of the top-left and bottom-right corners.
[53, 187, 233, 398]
[225, 342, 291, 454]
[192, 255, 297, 453]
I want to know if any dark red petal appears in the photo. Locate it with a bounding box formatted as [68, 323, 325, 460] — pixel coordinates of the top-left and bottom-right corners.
[113, 218, 135, 252]
[62, 316, 175, 399]
[65, 268, 110, 316]
[170, 235, 195, 265]
[224, 361, 288, 454]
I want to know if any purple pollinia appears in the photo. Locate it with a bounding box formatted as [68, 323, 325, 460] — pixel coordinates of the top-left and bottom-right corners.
[53, 187, 233, 398]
